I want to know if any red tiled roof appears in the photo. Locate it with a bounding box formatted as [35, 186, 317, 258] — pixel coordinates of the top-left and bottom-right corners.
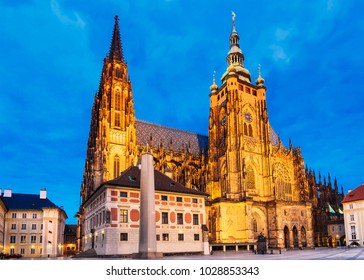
[342, 184, 364, 203]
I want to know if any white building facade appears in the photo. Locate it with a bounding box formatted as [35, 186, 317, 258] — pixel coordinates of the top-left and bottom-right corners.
[342, 184, 364, 247]
[81, 165, 209, 256]
[1, 189, 67, 257]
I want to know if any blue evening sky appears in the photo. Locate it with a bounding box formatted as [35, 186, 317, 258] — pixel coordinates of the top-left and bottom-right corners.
[1, 0, 363, 223]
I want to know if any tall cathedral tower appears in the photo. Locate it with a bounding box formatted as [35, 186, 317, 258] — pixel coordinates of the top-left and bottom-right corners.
[206, 14, 314, 248]
[81, 16, 136, 203]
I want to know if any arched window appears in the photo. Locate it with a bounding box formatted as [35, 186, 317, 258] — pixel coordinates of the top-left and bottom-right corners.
[113, 155, 120, 178]
[274, 163, 292, 201]
[115, 68, 122, 78]
[115, 90, 121, 110]
[253, 219, 258, 233]
[244, 123, 248, 135]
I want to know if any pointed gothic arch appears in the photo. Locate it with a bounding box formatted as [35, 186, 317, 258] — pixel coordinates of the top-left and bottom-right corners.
[293, 226, 299, 248]
[284, 226, 290, 248]
[273, 162, 292, 201]
[301, 226, 307, 247]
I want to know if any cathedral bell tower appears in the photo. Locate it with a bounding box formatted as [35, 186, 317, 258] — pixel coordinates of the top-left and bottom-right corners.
[206, 13, 274, 244]
[81, 16, 136, 202]
[207, 13, 270, 202]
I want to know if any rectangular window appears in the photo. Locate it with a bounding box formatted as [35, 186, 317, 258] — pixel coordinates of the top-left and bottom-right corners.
[178, 233, 184, 241]
[351, 225, 357, 240]
[32, 224, 37, 230]
[21, 224, 26, 230]
[119, 191, 127, 198]
[252, 90, 257, 96]
[162, 233, 169, 241]
[21, 248, 25, 254]
[246, 87, 251, 94]
[22, 213, 27, 219]
[177, 213, 183, 225]
[161, 195, 168, 201]
[40, 236, 43, 243]
[331, 226, 335, 232]
[192, 198, 198, 203]
[194, 234, 200, 241]
[41, 224, 43, 230]
[350, 214, 355, 221]
[31, 248, 35, 255]
[338, 225, 342, 231]
[176, 197, 183, 202]
[31, 236, 36, 243]
[21, 236, 26, 243]
[10, 248, 15, 255]
[349, 204, 354, 209]
[11, 224, 16, 230]
[119, 209, 128, 223]
[10, 236, 16, 243]
[193, 214, 199, 225]
[162, 212, 169, 224]
[12, 213, 17, 218]
[120, 233, 128, 241]
[32, 213, 37, 219]
[156, 234, 160, 241]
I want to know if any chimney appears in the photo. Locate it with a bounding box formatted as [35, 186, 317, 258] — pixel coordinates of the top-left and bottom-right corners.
[4, 189, 12, 197]
[40, 189, 47, 199]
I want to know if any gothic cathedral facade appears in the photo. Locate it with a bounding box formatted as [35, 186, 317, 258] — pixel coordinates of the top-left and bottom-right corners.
[79, 15, 316, 250]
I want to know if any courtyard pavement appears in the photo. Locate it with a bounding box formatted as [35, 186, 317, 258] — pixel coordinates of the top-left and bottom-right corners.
[15, 247, 364, 260]
[162, 247, 364, 260]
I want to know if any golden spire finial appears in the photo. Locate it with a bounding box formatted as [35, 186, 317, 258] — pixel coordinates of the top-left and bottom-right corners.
[212, 70, 216, 85]
[258, 64, 262, 77]
[232, 11, 236, 23]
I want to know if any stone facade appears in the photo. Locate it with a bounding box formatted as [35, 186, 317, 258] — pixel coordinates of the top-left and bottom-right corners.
[79, 15, 343, 251]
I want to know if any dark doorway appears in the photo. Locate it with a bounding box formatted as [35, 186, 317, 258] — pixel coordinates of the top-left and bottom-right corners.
[284, 226, 290, 248]
[293, 226, 299, 248]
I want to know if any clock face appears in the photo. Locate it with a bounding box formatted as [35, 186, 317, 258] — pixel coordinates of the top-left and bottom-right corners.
[244, 111, 253, 123]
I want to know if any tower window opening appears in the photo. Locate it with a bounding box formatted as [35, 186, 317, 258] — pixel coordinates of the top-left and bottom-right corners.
[114, 112, 120, 127]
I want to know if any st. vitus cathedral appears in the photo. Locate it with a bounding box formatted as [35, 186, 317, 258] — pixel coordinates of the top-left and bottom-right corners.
[79, 15, 344, 250]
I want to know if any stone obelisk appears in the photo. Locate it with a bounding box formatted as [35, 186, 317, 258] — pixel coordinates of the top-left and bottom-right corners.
[136, 151, 161, 258]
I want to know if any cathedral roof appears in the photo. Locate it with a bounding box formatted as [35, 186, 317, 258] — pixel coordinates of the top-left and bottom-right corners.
[136, 120, 280, 154]
[135, 120, 208, 156]
[342, 184, 364, 203]
[270, 125, 280, 146]
[104, 166, 208, 196]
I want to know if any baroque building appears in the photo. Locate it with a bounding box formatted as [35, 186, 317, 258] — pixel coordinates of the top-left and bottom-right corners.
[79, 14, 332, 252]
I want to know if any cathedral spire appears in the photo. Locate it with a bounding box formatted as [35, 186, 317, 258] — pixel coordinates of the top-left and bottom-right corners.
[109, 15, 124, 62]
[224, 12, 251, 82]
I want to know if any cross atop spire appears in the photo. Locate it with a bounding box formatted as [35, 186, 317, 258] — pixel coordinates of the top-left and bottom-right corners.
[109, 15, 124, 62]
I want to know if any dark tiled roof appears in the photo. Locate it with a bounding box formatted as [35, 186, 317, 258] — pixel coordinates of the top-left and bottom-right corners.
[269, 125, 280, 146]
[136, 120, 280, 153]
[136, 120, 208, 156]
[342, 184, 364, 203]
[1, 193, 59, 210]
[104, 166, 208, 196]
